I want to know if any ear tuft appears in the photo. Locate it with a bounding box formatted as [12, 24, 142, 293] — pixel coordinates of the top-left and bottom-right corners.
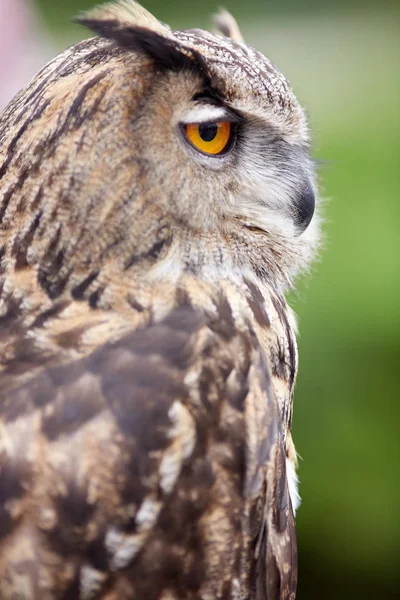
[75, 1, 205, 74]
[212, 9, 244, 43]
[76, 0, 170, 37]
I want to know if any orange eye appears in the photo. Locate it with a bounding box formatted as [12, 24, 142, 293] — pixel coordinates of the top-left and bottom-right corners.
[185, 121, 232, 155]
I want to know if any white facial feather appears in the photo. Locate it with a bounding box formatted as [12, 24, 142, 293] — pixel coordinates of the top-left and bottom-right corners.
[180, 105, 231, 124]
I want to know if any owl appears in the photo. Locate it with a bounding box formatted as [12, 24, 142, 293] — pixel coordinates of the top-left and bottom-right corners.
[0, 1, 319, 599]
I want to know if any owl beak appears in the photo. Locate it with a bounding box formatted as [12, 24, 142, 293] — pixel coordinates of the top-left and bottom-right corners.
[293, 182, 315, 235]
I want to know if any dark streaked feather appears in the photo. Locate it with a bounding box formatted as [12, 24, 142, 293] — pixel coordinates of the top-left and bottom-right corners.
[76, 18, 209, 76]
[0, 304, 297, 599]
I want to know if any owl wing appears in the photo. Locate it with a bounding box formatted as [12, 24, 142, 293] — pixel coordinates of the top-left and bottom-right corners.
[0, 305, 296, 599]
[244, 341, 298, 600]
[252, 434, 298, 600]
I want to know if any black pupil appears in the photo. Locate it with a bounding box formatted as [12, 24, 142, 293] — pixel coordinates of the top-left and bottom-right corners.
[198, 123, 218, 142]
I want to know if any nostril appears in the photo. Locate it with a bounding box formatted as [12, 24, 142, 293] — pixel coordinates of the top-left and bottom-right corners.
[293, 181, 315, 234]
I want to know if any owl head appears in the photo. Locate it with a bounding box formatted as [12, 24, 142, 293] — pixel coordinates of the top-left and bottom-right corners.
[0, 0, 319, 304]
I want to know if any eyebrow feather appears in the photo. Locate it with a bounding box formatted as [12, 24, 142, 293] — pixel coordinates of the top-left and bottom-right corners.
[180, 105, 230, 124]
[180, 101, 243, 125]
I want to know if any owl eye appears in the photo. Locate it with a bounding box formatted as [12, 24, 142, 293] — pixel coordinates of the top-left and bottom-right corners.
[184, 121, 232, 155]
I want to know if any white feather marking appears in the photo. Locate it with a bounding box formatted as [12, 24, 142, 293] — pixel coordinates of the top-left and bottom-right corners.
[105, 496, 163, 570]
[286, 458, 301, 515]
[180, 105, 230, 124]
[168, 401, 196, 460]
[183, 367, 200, 387]
[80, 565, 106, 600]
[135, 496, 162, 531]
[159, 450, 181, 495]
[105, 528, 146, 570]
[159, 402, 196, 494]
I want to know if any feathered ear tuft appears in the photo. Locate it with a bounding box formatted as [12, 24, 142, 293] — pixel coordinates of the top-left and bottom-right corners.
[212, 9, 244, 43]
[76, 0, 170, 37]
[75, 0, 205, 73]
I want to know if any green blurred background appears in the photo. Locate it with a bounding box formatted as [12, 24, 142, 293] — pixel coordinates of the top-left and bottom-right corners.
[9, 0, 400, 597]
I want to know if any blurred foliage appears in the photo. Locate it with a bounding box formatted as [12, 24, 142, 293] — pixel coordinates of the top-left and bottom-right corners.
[34, 0, 400, 32]
[32, 1, 400, 598]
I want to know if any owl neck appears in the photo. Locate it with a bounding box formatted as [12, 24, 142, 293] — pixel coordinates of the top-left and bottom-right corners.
[0, 224, 294, 347]
[0, 216, 296, 359]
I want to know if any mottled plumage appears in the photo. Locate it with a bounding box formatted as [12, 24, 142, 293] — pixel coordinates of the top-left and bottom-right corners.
[0, 2, 319, 599]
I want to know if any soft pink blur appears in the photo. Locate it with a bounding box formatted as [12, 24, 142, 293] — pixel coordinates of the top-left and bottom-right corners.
[0, 0, 53, 110]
